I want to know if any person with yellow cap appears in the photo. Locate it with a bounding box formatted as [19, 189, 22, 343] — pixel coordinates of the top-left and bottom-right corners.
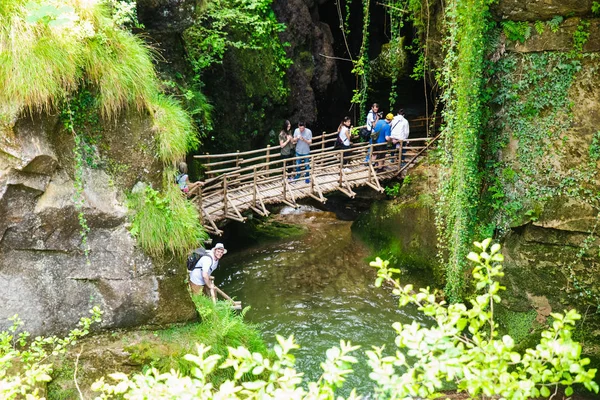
[371, 113, 394, 172]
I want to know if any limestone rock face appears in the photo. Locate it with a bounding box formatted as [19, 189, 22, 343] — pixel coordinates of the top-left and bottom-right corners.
[492, 0, 594, 21]
[352, 161, 441, 282]
[0, 115, 196, 336]
[273, 0, 338, 124]
[506, 18, 600, 53]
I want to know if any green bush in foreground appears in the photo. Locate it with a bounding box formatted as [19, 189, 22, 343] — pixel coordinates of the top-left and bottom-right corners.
[91, 239, 598, 399]
[0, 307, 102, 400]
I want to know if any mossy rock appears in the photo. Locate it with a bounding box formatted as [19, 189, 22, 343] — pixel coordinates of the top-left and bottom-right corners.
[353, 161, 442, 283]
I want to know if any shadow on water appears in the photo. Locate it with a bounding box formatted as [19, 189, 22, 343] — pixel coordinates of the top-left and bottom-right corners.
[213, 206, 430, 394]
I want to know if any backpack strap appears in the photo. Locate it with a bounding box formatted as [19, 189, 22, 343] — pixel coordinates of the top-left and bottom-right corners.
[191, 253, 213, 271]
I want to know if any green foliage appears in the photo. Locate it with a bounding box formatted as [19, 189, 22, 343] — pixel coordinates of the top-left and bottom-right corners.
[128, 183, 208, 258]
[589, 131, 600, 162]
[0, 307, 102, 400]
[126, 296, 267, 385]
[0, 0, 157, 119]
[481, 52, 580, 234]
[83, 25, 158, 118]
[502, 21, 532, 43]
[384, 182, 402, 197]
[350, 0, 372, 116]
[436, 0, 496, 302]
[534, 20, 545, 35]
[62, 100, 93, 262]
[546, 16, 563, 33]
[570, 19, 591, 58]
[593, 2, 600, 16]
[104, 0, 143, 29]
[369, 239, 599, 399]
[183, 0, 291, 99]
[92, 241, 599, 399]
[61, 90, 104, 168]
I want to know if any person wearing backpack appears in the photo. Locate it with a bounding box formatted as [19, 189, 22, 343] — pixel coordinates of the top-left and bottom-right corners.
[189, 243, 227, 296]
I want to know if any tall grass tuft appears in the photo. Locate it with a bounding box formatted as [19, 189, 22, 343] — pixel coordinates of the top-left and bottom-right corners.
[126, 296, 267, 385]
[128, 182, 207, 258]
[151, 94, 200, 163]
[0, 0, 157, 119]
[0, 2, 82, 113]
[83, 26, 158, 119]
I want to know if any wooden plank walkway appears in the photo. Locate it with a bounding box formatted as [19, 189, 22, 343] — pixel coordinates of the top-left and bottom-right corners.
[193, 117, 441, 235]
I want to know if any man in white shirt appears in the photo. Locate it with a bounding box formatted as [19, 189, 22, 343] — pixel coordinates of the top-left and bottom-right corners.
[293, 122, 313, 183]
[189, 243, 227, 296]
[390, 109, 410, 165]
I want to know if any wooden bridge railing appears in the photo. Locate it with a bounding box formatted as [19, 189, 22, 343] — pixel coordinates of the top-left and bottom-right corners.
[192, 126, 441, 234]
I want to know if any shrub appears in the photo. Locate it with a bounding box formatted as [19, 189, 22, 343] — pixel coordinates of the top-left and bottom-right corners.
[0, 307, 102, 400]
[92, 240, 599, 399]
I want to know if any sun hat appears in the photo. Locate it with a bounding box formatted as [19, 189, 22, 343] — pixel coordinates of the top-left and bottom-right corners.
[385, 113, 394, 120]
[213, 243, 227, 254]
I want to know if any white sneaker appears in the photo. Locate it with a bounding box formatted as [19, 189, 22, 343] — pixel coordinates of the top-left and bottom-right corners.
[342, 168, 352, 173]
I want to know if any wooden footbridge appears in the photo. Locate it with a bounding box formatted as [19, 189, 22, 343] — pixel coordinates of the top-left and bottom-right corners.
[192, 117, 441, 235]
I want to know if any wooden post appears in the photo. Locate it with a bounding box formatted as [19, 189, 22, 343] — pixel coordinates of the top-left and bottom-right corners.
[198, 185, 204, 224]
[310, 155, 315, 191]
[266, 145, 271, 171]
[253, 166, 257, 206]
[205, 152, 211, 176]
[339, 151, 344, 186]
[321, 131, 326, 152]
[282, 159, 288, 201]
[223, 176, 228, 218]
[397, 141, 404, 170]
[235, 150, 240, 168]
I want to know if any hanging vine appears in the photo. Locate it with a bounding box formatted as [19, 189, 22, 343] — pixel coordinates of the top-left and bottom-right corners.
[351, 0, 371, 116]
[63, 102, 92, 265]
[436, 0, 495, 303]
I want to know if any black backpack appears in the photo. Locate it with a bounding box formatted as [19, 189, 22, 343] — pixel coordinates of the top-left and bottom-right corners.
[186, 248, 211, 271]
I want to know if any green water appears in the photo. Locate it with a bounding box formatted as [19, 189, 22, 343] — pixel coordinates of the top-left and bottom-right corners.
[214, 206, 429, 394]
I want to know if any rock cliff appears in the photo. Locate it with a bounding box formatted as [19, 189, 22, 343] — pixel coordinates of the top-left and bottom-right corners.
[0, 112, 196, 335]
[356, 0, 600, 360]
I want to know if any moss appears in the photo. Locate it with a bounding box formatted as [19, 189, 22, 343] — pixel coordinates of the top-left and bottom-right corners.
[47, 363, 77, 400]
[495, 305, 538, 345]
[353, 199, 442, 283]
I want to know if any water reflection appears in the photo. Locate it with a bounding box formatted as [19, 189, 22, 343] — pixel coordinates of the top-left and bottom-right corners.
[214, 208, 427, 394]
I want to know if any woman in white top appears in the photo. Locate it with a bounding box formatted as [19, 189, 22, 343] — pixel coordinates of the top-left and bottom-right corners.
[336, 116, 352, 166]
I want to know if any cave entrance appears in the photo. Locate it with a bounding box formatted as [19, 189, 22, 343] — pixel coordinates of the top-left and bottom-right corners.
[315, 0, 436, 133]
